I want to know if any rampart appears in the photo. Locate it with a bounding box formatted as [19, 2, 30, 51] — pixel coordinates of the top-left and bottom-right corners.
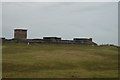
[1, 37, 97, 45]
[1, 29, 97, 45]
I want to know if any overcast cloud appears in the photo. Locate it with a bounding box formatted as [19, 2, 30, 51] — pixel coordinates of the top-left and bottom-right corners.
[2, 2, 118, 45]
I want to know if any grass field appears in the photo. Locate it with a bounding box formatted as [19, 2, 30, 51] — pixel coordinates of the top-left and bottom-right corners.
[2, 43, 118, 78]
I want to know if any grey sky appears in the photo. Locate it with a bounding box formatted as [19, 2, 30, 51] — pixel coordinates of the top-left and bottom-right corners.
[0, 2, 1, 35]
[2, 2, 118, 45]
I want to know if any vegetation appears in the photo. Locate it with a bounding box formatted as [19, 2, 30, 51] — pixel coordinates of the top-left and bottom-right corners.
[2, 43, 118, 78]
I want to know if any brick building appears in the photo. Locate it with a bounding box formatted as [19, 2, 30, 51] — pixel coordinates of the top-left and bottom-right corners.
[14, 29, 27, 39]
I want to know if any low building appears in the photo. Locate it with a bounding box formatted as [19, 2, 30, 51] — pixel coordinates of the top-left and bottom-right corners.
[73, 38, 92, 45]
[43, 37, 61, 41]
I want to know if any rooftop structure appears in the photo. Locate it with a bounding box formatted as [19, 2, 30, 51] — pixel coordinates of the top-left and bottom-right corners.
[14, 29, 27, 40]
[43, 37, 61, 41]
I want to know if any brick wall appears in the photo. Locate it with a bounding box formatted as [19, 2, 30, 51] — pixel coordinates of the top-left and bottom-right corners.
[14, 29, 27, 39]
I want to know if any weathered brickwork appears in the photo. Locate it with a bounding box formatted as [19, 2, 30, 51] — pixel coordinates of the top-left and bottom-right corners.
[14, 29, 27, 39]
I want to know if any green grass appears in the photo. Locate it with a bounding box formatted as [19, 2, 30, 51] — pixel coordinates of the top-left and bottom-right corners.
[2, 43, 118, 78]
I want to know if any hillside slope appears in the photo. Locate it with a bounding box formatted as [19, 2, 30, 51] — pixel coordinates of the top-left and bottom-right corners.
[2, 43, 118, 78]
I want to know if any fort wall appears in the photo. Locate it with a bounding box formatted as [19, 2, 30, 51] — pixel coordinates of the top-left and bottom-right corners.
[1, 29, 97, 45]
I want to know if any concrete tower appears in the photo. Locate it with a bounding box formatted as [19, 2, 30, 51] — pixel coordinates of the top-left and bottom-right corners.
[14, 29, 27, 39]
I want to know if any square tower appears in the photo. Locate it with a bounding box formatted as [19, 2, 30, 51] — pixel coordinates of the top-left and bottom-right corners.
[14, 29, 27, 39]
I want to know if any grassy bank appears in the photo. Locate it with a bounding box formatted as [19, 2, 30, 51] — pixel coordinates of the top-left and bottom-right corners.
[2, 43, 118, 78]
